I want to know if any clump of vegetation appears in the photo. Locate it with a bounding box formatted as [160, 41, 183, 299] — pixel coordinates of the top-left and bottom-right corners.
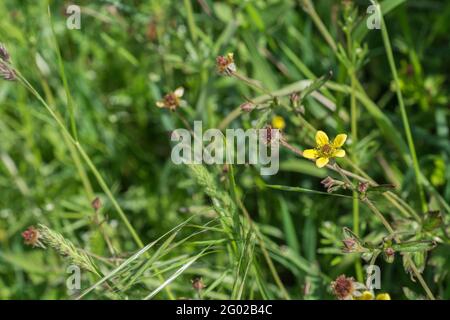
[0, 0, 448, 300]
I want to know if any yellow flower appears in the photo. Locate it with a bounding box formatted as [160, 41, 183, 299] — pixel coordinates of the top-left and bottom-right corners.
[271, 116, 286, 130]
[376, 293, 391, 300]
[303, 130, 347, 168]
[357, 291, 374, 300]
[156, 87, 185, 111]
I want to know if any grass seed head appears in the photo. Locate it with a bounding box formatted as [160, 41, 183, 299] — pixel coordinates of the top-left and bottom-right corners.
[0, 43, 11, 62]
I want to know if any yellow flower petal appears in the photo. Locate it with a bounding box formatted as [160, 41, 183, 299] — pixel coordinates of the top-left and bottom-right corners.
[333, 134, 347, 148]
[333, 149, 346, 158]
[358, 291, 374, 300]
[316, 157, 329, 168]
[315, 130, 329, 147]
[156, 101, 165, 108]
[303, 149, 318, 159]
[375, 293, 391, 300]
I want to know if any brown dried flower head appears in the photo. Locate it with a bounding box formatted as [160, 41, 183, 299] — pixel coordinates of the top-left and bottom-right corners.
[22, 226, 41, 247]
[358, 182, 369, 193]
[216, 53, 236, 76]
[91, 197, 102, 212]
[331, 274, 366, 300]
[156, 87, 185, 111]
[191, 276, 206, 291]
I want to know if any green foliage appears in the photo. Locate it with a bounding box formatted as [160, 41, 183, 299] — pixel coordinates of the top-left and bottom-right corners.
[0, 0, 449, 300]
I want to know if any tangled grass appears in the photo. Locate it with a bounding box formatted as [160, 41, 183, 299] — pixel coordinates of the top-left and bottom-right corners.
[0, 0, 449, 300]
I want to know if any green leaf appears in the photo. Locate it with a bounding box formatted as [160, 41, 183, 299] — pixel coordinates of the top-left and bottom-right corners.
[354, 0, 408, 42]
[300, 71, 333, 101]
[422, 211, 443, 231]
[392, 241, 437, 253]
[266, 184, 353, 199]
[279, 196, 300, 254]
[366, 184, 396, 194]
[412, 251, 426, 272]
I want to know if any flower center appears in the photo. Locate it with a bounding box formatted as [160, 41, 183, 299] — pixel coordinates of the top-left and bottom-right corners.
[164, 93, 179, 108]
[319, 144, 333, 157]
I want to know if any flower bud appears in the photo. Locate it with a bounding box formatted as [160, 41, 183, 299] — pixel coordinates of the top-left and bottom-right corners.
[383, 247, 395, 263]
[91, 197, 102, 212]
[240, 101, 255, 112]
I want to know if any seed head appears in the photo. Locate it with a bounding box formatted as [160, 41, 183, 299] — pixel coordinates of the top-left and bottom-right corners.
[156, 87, 185, 111]
[0, 43, 11, 62]
[331, 274, 366, 300]
[91, 197, 102, 212]
[240, 101, 255, 112]
[0, 62, 16, 81]
[22, 226, 41, 247]
[216, 53, 236, 76]
[331, 275, 355, 300]
[191, 276, 206, 291]
[358, 182, 369, 194]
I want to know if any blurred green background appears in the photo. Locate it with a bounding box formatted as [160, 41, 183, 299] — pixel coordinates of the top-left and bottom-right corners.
[0, 0, 449, 299]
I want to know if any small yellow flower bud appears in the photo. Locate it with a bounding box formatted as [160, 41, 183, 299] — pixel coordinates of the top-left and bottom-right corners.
[376, 293, 391, 300]
[271, 116, 286, 130]
[358, 291, 374, 300]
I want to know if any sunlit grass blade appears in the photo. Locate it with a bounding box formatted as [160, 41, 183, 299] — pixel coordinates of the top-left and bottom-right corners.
[143, 247, 211, 300]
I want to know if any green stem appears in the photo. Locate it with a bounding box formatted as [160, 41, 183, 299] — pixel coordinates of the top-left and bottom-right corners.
[300, 0, 337, 52]
[334, 164, 435, 300]
[183, 0, 198, 42]
[378, 2, 427, 213]
[237, 198, 291, 300]
[48, 6, 78, 142]
[15, 71, 176, 300]
[345, 25, 363, 282]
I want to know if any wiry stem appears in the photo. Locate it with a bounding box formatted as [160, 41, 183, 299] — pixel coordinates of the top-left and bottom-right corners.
[377, 2, 428, 213]
[333, 164, 435, 300]
[14, 69, 176, 300]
